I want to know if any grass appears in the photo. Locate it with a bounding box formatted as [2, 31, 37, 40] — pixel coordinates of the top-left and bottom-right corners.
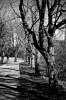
[19, 62, 66, 100]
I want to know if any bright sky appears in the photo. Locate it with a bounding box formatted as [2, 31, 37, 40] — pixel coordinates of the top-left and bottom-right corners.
[0, 0, 66, 41]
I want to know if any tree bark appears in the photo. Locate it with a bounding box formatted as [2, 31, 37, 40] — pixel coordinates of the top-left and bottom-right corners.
[47, 37, 57, 86]
[1, 52, 4, 64]
[14, 52, 17, 62]
[6, 53, 9, 63]
[35, 48, 40, 76]
[14, 48, 18, 62]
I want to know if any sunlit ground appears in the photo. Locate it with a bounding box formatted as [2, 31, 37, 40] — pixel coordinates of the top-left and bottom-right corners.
[0, 57, 24, 78]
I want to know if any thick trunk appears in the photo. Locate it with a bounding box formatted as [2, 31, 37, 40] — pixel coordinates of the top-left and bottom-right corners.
[1, 56, 4, 64]
[47, 38, 57, 86]
[1, 52, 4, 64]
[48, 47, 55, 85]
[31, 53, 35, 67]
[6, 52, 9, 63]
[35, 49, 40, 75]
[6, 57, 9, 63]
[31, 45, 35, 68]
[24, 48, 28, 62]
[25, 55, 27, 62]
[14, 49, 17, 62]
[28, 56, 30, 64]
[24, 49, 31, 64]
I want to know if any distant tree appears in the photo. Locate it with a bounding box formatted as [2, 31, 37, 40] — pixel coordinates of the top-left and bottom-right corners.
[0, 17, 8, 63]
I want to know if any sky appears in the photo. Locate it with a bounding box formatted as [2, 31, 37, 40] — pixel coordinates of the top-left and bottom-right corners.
[0, 0, 66, 41]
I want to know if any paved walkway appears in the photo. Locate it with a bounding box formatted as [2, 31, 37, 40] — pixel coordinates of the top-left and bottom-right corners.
[0, 57, 24, 100]
[0, 58, 50, 100]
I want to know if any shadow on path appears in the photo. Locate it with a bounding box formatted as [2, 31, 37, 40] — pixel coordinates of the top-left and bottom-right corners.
[0, 60, 66, 100]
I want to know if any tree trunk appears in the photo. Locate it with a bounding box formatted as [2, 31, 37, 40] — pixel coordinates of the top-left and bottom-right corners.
[31, 53, 35, 67]
[1, 52, 4, 64]
[35, 48, 40, 76]
[48, 38, 57, 86]
[24, 48, 28, 62]
[14, 49, 17, 62]
[6, 54, 9, 63]
[30, 44, 35, 68]
[28, 56, 30, 64]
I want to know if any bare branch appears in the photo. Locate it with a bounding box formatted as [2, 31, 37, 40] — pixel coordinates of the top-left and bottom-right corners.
[31, 18, 39, 29]
[50, 0, 60, 11]
[55, 18, 66, 29]
[35, 0, 40, 11]
[8, 0, 21, 18]
[19, 0, 48, 56]
[54, 11, 62, 27]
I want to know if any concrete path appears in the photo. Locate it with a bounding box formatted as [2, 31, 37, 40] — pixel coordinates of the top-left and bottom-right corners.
[0, 57, 24, 100]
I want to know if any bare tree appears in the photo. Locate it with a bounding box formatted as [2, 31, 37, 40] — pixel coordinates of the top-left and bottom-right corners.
[0, 17, 9, 63]
[19, 0, 66, 86]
